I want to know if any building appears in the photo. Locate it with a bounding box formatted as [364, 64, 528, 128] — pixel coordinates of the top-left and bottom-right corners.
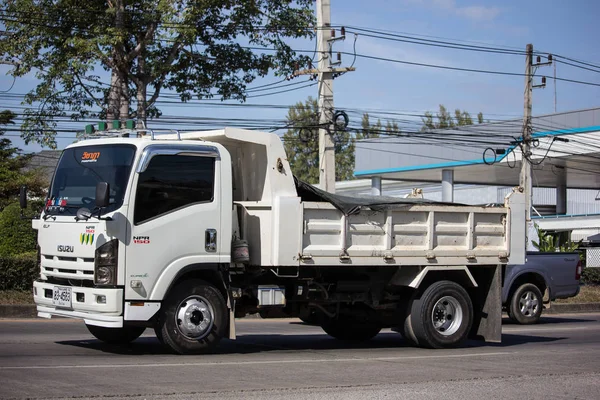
[345, 107, 600, 243]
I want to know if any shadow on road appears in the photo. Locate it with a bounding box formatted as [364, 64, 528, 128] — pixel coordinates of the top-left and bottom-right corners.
[55, 329, 566, 356]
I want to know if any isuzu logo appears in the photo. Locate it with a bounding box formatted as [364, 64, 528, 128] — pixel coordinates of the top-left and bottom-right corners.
[57, 245, 74, 253]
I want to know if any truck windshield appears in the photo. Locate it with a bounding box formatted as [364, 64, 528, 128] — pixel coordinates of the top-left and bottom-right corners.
[45, 144, 136, 216]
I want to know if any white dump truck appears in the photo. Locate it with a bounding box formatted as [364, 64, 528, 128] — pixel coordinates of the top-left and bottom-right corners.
[24, 127, 526, 354]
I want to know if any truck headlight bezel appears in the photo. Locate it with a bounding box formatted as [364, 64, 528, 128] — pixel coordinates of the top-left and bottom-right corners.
[94, 239, 119, 286]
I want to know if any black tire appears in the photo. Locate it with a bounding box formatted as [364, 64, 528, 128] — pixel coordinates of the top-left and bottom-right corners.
[159, 279, 228, 354]
[321, 319, 381, 341]
[86, 324, 146, 344]
[509, 283, 543, 325]
[154, 324, 164, 344]
[399, 291, 419, 345]
[405, 280, 473, 349]
[298, 308, 320, 325]
[321, 306, 381, 341]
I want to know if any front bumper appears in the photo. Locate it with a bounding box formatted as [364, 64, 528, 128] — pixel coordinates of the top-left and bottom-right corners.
[33, 280, 124, 327]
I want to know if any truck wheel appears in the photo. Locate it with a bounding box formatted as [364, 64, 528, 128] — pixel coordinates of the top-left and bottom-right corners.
[405, 280, 473, 349]
[159, 279, 228, 354]
[86, 324, 146, 344]
[154, 325, 164, 344]
[321, 318, 382, 341]
[509, 283, 542, 325]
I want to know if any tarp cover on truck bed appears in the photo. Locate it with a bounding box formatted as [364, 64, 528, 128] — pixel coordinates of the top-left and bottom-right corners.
[294, 177, 461, 216]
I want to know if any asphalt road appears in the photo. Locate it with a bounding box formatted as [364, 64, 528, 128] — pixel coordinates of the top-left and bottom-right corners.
[1, 314, 600, 399]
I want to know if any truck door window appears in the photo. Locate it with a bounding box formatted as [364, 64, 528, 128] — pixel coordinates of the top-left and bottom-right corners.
[134, 155, 215, 224]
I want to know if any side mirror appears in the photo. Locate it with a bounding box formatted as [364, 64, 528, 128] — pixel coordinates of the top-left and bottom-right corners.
[19, 186, 27, 209]
[95, 182, 110, 208]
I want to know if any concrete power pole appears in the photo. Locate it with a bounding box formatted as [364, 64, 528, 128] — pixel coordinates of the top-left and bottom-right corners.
[316, 0, 336, 193]
[520, 43, 533, 226]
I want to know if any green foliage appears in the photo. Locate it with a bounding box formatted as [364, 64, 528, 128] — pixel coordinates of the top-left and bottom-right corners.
[283, 99, 401, 183]
[282, 97, 354, 183]
[1, 0, 315, 146]
[0, 252, 38, 291]
[359, 113, 399, 139]
[421, 105, 484, 131]
[532, 224, 582, 253]
[0, 111, 48, 210]
[532, 224, 557, 252]
[581, 268, 600, 285]
[0, 202, 40, 257]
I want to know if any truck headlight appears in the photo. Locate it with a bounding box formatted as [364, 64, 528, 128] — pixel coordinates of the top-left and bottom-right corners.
[94, 239, 118, 286]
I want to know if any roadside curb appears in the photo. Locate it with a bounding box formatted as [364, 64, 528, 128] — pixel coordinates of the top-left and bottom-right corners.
[0, 305, 38, 319]
[2, 303, 600, 319]
[546, 303, 600, 314]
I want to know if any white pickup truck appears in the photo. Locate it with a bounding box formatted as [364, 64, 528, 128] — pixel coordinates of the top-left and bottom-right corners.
[25, 127, 526, 354]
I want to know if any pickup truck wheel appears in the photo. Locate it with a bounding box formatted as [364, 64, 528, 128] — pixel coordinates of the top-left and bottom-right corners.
[509, 283, 542, 325]
[406, 281, 473, 349]
[159, 279, 228, 354]
[86, 324, 146, 344]
[321, 318, 382, 341]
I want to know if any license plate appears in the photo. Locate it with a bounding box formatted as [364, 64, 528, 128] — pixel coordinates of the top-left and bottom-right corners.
[52, 286, 72, 308]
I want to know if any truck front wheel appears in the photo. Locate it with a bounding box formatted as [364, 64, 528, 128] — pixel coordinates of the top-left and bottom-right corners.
[403, 280, 473, 348]
[159, 279, 228, 354]
[86, 324, 146, 344]
[509, 283, 542, 325]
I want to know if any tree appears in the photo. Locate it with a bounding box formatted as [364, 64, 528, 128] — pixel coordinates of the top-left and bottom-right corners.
[283, 100, 401, 183]
[0, 111, 47, 210]
[421, 105, 484, 131]
[0, 0, 315, 147]
[282, 97, 356, 183]
[359, 113, 399, 139]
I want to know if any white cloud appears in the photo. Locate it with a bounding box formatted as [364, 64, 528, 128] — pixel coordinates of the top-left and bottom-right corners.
[406, 0, 503, 22]
[456, 5, 502, 22]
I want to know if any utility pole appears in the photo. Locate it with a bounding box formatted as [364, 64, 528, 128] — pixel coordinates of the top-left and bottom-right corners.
[520, 44, 551, 244]
[316, 0, 335, 193]
[554, 61, 557, 113]
[294, 1, 354, 193]
[520, 44, 533, 225]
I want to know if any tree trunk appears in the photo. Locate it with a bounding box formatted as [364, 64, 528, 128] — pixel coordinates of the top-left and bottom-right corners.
[106, 69, 120, 121]
[119, 74, 129, 122]
[136, 83, 147, 129]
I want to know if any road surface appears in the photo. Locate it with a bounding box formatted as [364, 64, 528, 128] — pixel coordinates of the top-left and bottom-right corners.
[1, 314, 600, 399]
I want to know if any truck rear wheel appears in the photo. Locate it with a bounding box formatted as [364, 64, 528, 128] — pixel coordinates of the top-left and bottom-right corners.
[322, 318, 381, 341]
[509, 283, 542, 325]
[86, 324, 146, 344]
[321, 306, 381, 341]
[159, 279, 228, 354]
[403, 280, 473, 348]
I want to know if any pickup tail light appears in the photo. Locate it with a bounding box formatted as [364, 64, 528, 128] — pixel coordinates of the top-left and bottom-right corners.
[575, 260, 582, 281]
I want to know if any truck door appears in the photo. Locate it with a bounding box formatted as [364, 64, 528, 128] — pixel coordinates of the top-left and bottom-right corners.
[125, 146, 221, 300]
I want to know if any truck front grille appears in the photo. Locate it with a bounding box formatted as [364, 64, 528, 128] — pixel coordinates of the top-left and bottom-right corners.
[41, 254, 95, 282]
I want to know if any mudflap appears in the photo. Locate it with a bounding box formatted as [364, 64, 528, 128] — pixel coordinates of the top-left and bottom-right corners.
[468, 265, 502, 343]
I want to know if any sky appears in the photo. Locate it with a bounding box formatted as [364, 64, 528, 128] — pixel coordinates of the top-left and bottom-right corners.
[1, 0, 599, 153]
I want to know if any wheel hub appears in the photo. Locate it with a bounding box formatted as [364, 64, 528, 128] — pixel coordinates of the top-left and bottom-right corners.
[519, 291, 539, 317]
[431, 296, 463, 336]
[176, 296, 215, 340]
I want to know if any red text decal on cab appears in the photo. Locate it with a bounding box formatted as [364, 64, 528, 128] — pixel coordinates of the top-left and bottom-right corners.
[81, 152, 101, 163]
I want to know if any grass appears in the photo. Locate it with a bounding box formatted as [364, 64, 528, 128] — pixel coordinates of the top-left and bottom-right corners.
[1, 285, 600, 306]
[554, 285, 600, 304]
[0, 290, 34, 305]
